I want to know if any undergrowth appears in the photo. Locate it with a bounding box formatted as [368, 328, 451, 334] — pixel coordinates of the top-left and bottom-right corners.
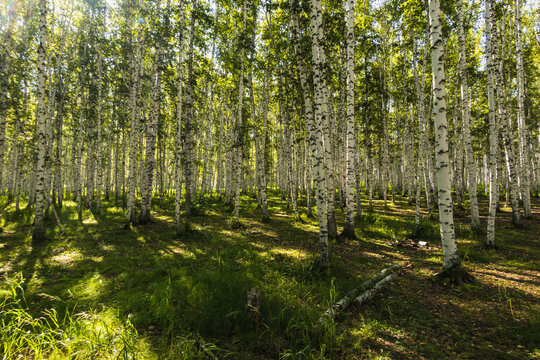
[1, 273, 156, 359]
[1, 193, 538, 359]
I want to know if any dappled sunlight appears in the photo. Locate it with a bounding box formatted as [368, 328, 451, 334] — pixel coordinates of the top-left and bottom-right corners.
[49, 249, 83, 267]
[1, 192, 539, 359]
[70, 272, 110, 302]
[99, 243, 115, 251]
[268, 247, 309, 260]
[164, 244, 197, 258]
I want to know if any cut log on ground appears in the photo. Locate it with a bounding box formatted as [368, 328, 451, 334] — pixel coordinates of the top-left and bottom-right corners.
[318, 264, 402, 324]
[354, 271, 400, 306]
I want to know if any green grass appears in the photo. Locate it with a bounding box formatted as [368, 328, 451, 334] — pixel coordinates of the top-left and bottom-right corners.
[1, 191, 539, 359]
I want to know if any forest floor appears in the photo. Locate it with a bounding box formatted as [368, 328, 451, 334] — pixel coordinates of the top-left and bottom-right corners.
[0, 191, 539, 359]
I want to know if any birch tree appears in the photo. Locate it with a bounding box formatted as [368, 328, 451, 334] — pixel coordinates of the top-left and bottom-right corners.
[184, 2, 196, 220]
[175, 0, 185, 235]
[457, 0, 480, 231]
[232, 0, 247, 225]
[428, 0, 470, 282]
[489, 0, 521, 227]
[140, 0, 163, 224]
[124, 0, 144, 228]
[515, 0, 531, 218]
[341, 0, 356, 239]
[310, 0, 330, 267]
[33, 0, 49, 241]
[485, 0, 498, 247]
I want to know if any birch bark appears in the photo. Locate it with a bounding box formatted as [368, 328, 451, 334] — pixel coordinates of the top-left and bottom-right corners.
[141, 0, 162, 224]
[233, 0, 247, 223]
[291, 0, 315, 220]
[175, 0, 185, 235]
[124, 2, 144, 228]
[253, 70, 270, 221]
[96, 52, 103, 215]
[485, 0, 498, 246]
[428, 0, 461, 271]
[0, 23, 13, 191]
[184, 4, 196, 219]
[515, 0, 531, 218]
[457, 0, 480, 230]
[310, 0, 330, 266]
[490, 0, 521, 227]
[33, 0, 48, 241]
[342, 0, 356, 238]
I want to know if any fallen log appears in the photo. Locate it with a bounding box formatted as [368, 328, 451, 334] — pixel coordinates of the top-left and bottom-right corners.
[354, 271, 400, 305]
[318, 264, 401, 324]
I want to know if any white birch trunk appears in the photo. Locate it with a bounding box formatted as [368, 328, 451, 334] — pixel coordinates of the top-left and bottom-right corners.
[515, 0, 531, 218]
[486, 0, 498, 246]
[310, 0, 330, 266]
[254, 70, 270, 221]
[458, 0, 480, 230]
[175, 0, 185, 235]
[428, 0, 461, 270]
[291, 0, 315, 220]
[141, 1, 162, 224]
[184, 5, 196, 219]
[0, 24, 13, 192]
[413, 46, 425, 226]
[490, 0, 521, 227]
[323, 83, 338, 238]
[96, 52, 103, 215]
[233, 0, 247, 223]
[216, 108, 224, 199]
[124, 9, 144, 228]
[33, 0, 48, 241]
[342, 0, 356, 238]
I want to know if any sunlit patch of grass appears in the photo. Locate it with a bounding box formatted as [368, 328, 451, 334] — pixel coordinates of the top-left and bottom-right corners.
[49, 249, 83, 266]
[268, 247, 309, 260]
[361, 251, 388, 260]
[1, 273, 156, 360]
[1, 192, 539, 359]
[165, 244, 196, 258]
[106, 206, 125, 214]
[70, 272, 109, 302]
[99, 243, 115, 251]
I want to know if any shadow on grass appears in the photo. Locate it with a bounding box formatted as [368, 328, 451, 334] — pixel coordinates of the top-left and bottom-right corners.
[1, 192, 539, 359]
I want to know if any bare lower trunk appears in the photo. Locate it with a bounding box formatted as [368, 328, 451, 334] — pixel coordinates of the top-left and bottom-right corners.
[490, 3, 521, 226]
[341, 0, 356, 239]
[515, 0, 531, 218]
[486, 0, 497, 246]
[33, 0, 48, 242]
[174, 0, 185, 235]
[310, 0, 330, 266]
[429, 0, 461, 270]
[124, 22, 144, 228]
[184, 5, 196, 220]
[233, 0, 247, 224]
[458, 0, 480, 230]
[141, 10, 162, 224]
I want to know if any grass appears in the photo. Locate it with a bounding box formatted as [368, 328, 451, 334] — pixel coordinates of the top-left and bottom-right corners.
[0, 190, 539, 359]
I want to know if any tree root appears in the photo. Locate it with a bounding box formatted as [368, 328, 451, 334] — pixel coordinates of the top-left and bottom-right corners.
[470, 223, 484, 235]
[231, 220, 245, 229]
[436, 264, 475, 285]
[339, 224, 357, 240]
